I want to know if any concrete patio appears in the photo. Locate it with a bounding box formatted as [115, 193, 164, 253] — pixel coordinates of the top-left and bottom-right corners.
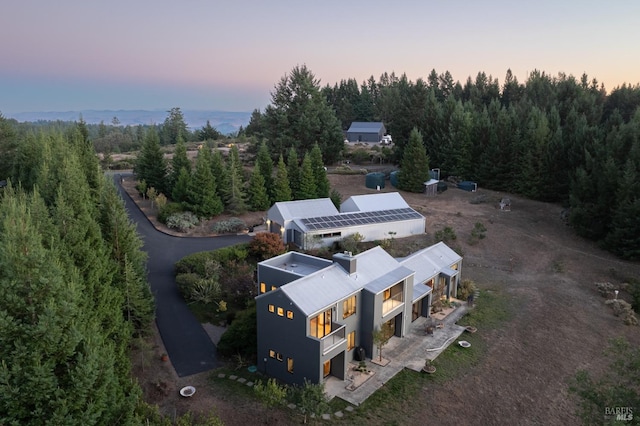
[324, 301, 471, 406]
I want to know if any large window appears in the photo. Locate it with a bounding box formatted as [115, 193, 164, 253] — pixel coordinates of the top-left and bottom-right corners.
[347, 331, 356, 351]
[260, 282, 266, 293]
[310, 309, 332, 338]
[343, 295, 356, 319]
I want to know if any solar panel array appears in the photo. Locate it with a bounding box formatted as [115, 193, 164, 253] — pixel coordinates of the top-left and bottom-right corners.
[300, 208, 422, 231]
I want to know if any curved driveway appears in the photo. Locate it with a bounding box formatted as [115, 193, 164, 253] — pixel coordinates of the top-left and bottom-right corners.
[115, 175, 251, 377]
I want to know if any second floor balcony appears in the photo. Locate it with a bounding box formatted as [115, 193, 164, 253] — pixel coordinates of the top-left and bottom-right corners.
[321, 324, 346, 355]
[382, 292, 403, 316]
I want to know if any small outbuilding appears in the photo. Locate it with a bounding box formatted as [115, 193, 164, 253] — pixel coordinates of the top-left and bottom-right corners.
[345, 122, 386, 143]
[424, 179, 439, 197]
[266, 193, 425, 250]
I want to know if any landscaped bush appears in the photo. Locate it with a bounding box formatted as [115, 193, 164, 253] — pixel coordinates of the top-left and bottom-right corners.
[434, 226, 457, 243]
[248, 232, 286, 260]
[158, 202, 184, 224]
[212, 217, 246, 234]
[217, 303, 257, 359]
[166, 211, 199, 232]
[457, 279, 477, 301]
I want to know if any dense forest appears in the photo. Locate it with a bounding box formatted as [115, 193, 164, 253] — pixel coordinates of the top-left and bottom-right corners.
[244, 66, 640, 259]
[0, 119, 159, 424]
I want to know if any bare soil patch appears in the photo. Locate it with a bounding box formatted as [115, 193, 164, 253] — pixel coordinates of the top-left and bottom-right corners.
[127, 173, 640, 425]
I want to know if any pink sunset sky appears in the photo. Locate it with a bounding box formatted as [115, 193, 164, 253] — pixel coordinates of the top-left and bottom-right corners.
[1, 0, 639, 114]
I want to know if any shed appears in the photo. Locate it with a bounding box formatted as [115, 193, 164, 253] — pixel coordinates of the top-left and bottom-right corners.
[424, 179, 439, 197]
[346, 122, 386, 143]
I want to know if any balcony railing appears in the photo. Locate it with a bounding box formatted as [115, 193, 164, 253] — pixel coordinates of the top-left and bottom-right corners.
[321, 324, 346, 354]
[382, 292, 403, 315]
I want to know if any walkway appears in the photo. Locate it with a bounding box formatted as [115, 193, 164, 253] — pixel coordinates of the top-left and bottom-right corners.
[325, 302, 470, 406]
[115, 175, 251, 377]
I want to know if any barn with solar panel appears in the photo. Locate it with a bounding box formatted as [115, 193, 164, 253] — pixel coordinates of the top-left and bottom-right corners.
[266, 192, 425, 250]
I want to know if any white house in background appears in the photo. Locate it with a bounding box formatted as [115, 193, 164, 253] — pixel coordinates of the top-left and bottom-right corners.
[266, 193, 425, 250]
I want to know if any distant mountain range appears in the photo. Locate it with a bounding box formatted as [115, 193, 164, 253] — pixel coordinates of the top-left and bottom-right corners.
[6, 109, 252, 135]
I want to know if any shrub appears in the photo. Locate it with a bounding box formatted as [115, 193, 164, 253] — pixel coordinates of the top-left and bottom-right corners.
[211, 217, 246, 234]
[457, 279, 477, 301]
[175, 273, 201, 296]
[217, 303, 257, 359]
[434, 226, 457, 243]
[166, 212, 199, 232]
[469, 222, 487, 245]
[340, 232, 364, 254]
[158, 202, 184, 224]
[248, 232, 286, 260]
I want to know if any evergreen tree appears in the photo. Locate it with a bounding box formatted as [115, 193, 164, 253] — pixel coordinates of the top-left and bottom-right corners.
[248, 166, 271, 211]
[287, 147, 301, 199]
[225, 145, 248, 214]
[255, 141, 274, 201]
[197, 120, 222, 141]
[210, 148, 230, 202]
[185, 148, 223, 218]
[0, 113, 18, 180]
[297, 153, 317, 199]
[262, 65, 345, 164]
[171, 167, 191, 204]
[99, 180, 155, 330]
[273, 154, 292, 202]
[161, 107, 188, 145]
[169, 136, 191, 193]
[309, 143, 330, 198]
[605, 156, 640, 259]
[398, 128, 430, 193]
[134, 127, 167, 194]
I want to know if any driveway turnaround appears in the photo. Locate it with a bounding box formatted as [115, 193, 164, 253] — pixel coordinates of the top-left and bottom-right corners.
[115, 176, 251, 377]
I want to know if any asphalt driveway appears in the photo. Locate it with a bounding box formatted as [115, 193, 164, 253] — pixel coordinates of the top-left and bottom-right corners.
[115, 175, 251, 377]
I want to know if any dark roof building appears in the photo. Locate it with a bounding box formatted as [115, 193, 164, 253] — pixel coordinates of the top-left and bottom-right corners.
[345, 122, 386, 143]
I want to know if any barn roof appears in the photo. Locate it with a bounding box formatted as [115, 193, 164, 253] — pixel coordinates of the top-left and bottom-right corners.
[347, 122, 385, 133]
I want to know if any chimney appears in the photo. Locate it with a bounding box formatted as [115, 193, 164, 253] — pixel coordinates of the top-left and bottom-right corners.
[333, 251, 357, 275]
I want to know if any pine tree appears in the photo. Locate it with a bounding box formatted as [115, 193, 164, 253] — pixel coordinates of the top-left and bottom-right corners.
[273, 154, 292, 202]
[255, 141, 274, 201]
[248, 166, 271, 211]
[210, 149, 230, 202]
[134, 127, 167, 194]
[169, 136, 191, 194]
[297, 153, 317, 199]
[310, 143, 330, 198]
[225, 145, 248, 214]
[287, 147, 301, 199]
[398, 128, 430, 193]
[171, 167, 191, 204]
[185, 148, 223, 218]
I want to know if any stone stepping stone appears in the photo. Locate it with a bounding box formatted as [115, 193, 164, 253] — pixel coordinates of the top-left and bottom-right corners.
[229, 375, 237, 380]
[237, 377, 246, 384]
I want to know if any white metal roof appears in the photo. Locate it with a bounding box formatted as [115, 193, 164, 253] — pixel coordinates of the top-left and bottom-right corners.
[268, 198, 338, 223]
[340, 192, 410, 213]
[400, 242, 462, 301]
[280, 246, 404, 316]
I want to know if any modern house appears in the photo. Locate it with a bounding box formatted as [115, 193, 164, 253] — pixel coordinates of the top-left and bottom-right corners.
[255, 242, 462, 386]
[345, 122, 386, 143]
[266, 193, 425, 250]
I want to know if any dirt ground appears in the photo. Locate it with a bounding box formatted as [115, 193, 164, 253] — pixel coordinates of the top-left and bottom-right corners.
[127, 174, 640, 425]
